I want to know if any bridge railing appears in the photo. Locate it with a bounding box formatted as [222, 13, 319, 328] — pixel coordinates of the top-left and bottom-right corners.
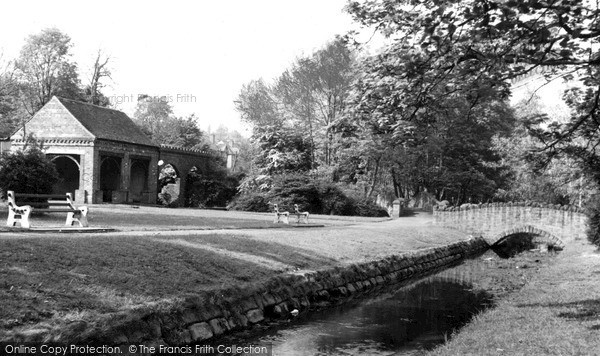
[433, 201, 588, 244]
[434, 201, 586, 214]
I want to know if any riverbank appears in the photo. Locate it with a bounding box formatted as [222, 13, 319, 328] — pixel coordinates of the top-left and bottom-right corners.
[427, 239, 600, 356]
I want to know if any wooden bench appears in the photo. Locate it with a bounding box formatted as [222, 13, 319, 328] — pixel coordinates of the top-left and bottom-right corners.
[6, 190, 89, 229]
[273, 203, 289, 224]
[294, 204, 309, 224]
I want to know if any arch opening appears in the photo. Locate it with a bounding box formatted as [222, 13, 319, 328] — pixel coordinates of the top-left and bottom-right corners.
[51, 155, 80, 199]
[100, 156, 122, 202]
[491, 230, 563, 258]
[158, 163, 180, 206]
[130, 159, 150, 203]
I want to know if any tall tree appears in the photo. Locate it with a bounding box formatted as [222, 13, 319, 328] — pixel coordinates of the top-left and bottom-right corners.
[236, 38, 355, 173]
[340, 0, 600, 208]
[0, 52, 19, 137]
[275, 37, 355, 168]
[344, 0, 600, 183]
[235, 79, 281, 128]
[133, 96, 204, 149]
[85, 49, 111, 106]
[133, 95, 174, 143]
[15, 28, 82, 115]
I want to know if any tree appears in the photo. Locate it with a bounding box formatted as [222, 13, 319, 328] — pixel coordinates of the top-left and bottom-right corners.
[343, 0, 600, 192]
[133, 96, 205, 148]
[133, 94, 174, 143]
[235, 38, 355, 175]
[15, 28, 82, 115]
[344, 0, 600, 175]
[163, 114, 204, 149]
[84, 49, 111, 106]
[494, 94, 596, 205]
[275, 37, 355, 168]
[235, 79, 281, 128]
[0, 52, 19, 137]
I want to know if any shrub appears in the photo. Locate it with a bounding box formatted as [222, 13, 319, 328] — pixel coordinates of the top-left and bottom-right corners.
[318, 183, 354, 215]
[185, 167, 242, 208]
[269, 174, 322, 211]
[228, 192, 270, 212]
[230, 172, 390, 217]
[0, 145, 59, 198]
[353, 199, 390, 217]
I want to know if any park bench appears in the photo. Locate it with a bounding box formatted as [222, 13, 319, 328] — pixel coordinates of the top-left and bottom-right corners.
[273, 203, 290, 224]
[6, 190, 89, 229]
[294, 204, 309, 224]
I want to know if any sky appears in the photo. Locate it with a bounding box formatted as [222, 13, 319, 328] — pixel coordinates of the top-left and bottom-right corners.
[0, 0, 362, 135]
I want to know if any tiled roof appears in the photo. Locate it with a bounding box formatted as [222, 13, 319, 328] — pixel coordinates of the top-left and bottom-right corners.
[56, 96, 157, 147]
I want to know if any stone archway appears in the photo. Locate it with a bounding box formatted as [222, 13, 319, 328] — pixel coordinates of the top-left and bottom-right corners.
[100, 156, 122, 202]
[51, 155, 80, 199]
[491, 225, 565, 249]
[158, 163, 181, 206]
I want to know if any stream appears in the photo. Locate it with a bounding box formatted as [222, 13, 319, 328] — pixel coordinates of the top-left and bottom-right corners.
[214, 249, 554, 356]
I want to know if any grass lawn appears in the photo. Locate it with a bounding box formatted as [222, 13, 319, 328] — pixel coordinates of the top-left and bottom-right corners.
[0, 206, 286, 231]
[0, 206, 470, 340]
[426, 239, 600, 356]
[0, 233, 338, 333]
[0, 203, 389, 231]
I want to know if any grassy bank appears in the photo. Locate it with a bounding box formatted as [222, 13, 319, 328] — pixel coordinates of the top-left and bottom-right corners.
[427, 240, 600, 356]
[0, 207, 468, 340]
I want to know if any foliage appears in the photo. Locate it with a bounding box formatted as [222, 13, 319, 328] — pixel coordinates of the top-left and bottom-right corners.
[236, 38, 355, 174]
[0, 53, 19, 137]
[1, 29, 114, 137]
[186, 168, 241, 208]
[0, 139, 58, 198]
[253, 126, 313, 175]
[185, 152, 241, 208]
[133, 95, 205, 149]
[164, 114, 204, 149]
[231, 173, 388, 217]
[133, 95, 174, 142]
[157, 164, 179, 207]
[338, 79, 515, 204]
[493, 95, 595, 205]
[15, 28, 83, 115]
[158, 189, 177, 208]
[344, 0, 600, 208]
[227, 192, 271, 212]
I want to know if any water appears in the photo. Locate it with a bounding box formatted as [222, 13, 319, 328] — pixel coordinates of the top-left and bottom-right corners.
[224, 252, 506, 356]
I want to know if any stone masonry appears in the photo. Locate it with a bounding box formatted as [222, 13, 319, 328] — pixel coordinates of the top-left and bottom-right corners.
[434, 202, 588, 246]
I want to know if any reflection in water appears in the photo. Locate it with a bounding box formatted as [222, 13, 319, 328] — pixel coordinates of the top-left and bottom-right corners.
[231, 253, 497, 356]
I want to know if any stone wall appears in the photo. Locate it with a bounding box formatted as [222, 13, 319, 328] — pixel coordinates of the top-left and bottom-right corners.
[434, 202, 588, 245]
[94, 140, 160, 205]
[14, 238, 488, 346]
[158, 146, 216, 207]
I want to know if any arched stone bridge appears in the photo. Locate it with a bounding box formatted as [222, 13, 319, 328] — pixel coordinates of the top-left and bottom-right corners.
[433, 202, 588, 247]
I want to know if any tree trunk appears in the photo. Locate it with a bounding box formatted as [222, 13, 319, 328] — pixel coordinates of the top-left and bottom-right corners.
[367, 157, 381, 198]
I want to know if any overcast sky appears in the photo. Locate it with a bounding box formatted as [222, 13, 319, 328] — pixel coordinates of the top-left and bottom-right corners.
[0, 0, 362, 135]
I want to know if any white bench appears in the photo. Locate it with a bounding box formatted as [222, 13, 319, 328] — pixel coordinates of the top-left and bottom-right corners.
[294, 204, 309, 224]
[273, 204, 289, 224]
[6, 190, 89, 228]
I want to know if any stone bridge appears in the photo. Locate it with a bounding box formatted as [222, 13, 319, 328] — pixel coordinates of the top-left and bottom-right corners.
[433, 202, 588, 247]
